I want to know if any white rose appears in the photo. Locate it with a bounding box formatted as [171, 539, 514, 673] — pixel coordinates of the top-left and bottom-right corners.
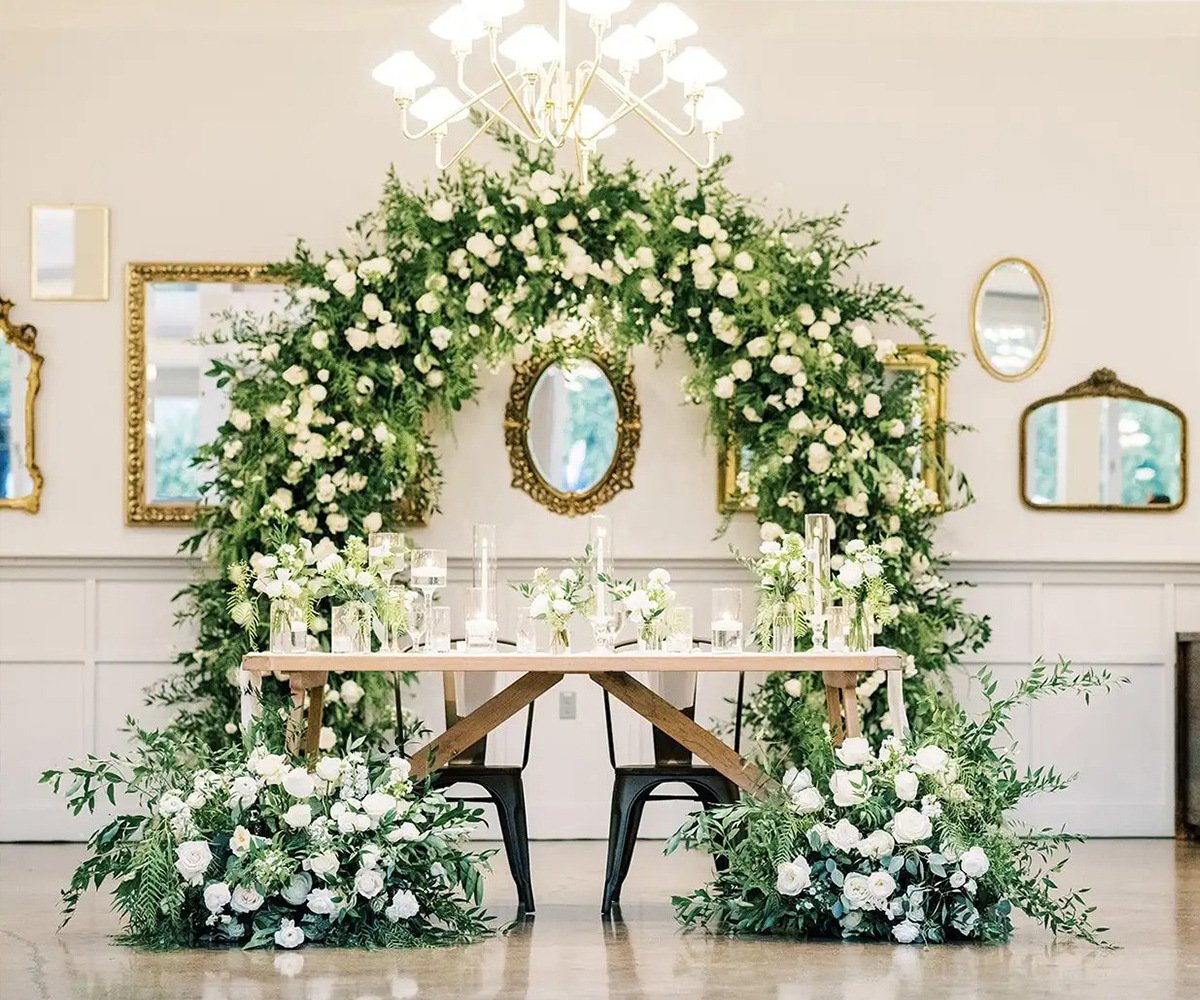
[229, 777, 258, 809]
[867, 869, 897, 906]
[361, 293, 382, 320]
[230, 884, 264, 913]
[863, 393, 882, 419]
[203, 881, 231, 913]
[426, 369, 444, 388]
[157, 791, 186, 816]
[315, 757, 342, 782]
[274, 919, 305, 949]
[913, 745, 949, 775]
[229, 409, 252, 432]
[893, 920, 921, 944]
[858, 830, 895, 860]
[345, 327, 370, 352]
[842, 872, 874, 910]
[875, 338, 897, 360]
[782, 767, 812, 794]
[792, 786, 824, 814]
[362, 791, 398, 821]
[429, 198, 454, 222]
[808, 320, 830, 341]
[828, 818, 862, 853]
[783, 678, 803, 698]
[807, 442, 831, 474]
[712, 376, 735, 400]
[323, 258, 348, 281]
[354, 867, 386, 899]
[340, 679, 364, 707]
[888, 419, 907, 439]
[386, 888, 421, 922]
[283, 768, 316, 799]
[823, 424, 847, 447]
[229, 824, 254, 857]
[308, 383, 328, 403]
[333, 272, 357, 297]
[788, 412, 811, 434]
[775, 858, 811, 897]
[829, 769, 867, 807]
[851, 323, 873, 348]
[891, 806, 933, 844]
[280, 871, 313, 906]
[305, 887, 340, 915]
[960, 846, 990, 878]
[397, 821, 422, 842]
[837, 562, 864, 589]
[283, 803, 313, 829]
[745, 336, 771, 358]
[466, 232, 496, 258]
[318, 727, 336, 751]
[835, 736, 872, 767]
[894, 771, 919, 802]
[717, 272, 739, 299]
[174, 840, 213, 885]
[733, 251, 754, 272]
[326, 513, 349, 534]
[282, 365, 307, 386]
[307, 851, 340, 880]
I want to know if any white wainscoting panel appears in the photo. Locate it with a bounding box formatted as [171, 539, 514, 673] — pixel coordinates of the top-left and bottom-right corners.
[0, 556, 1193, 839]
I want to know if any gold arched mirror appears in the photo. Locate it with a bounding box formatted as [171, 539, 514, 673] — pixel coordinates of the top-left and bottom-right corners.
[505, 354, 641, 516]
[0, 298, 44, 513]
[971, 257, 1052, 381]
[1020, 369, 1185, 512]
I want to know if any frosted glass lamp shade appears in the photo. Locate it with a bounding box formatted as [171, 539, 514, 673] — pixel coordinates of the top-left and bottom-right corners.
[567, 0, 632, 17]
[430, 4, 486, 45]
[462, 0, 525, 27]
[666, 45, 726, 93]
[372, 51, 436, 98]
[499, 24, 562, 73]
[571, 104, 617, 142]
[637, 3, 698, 47]
[410, 86, 469, 126]
[601, 25, 655, 69]
[693, 86, 743, 132]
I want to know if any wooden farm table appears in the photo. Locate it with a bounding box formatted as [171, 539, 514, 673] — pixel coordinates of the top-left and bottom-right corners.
[240, 649, 907, 797]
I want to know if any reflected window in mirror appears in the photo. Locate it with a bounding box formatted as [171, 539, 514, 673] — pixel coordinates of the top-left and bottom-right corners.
[506, 353, 641, 516]
[971, 258, 1052, 381]
[31, 205, 110, 301]
[1021, 369, 1185, 511]
[126, 264, 290, 524]
[0, 298, 44, 513]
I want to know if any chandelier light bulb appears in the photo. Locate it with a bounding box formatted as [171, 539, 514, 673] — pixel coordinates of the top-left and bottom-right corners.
[409, 86, 469, 127]
[693, 86, 743, 133]
[600, 25, 656, 71]
[430, 4, 487, 47]
[666, 45, 726, 94]
[462, 0, 526, 28]
[567, 0, 633, 18]
[637, 3, 698, 49]
[499, 24, 562, 74]
[372, 51, 436, 102]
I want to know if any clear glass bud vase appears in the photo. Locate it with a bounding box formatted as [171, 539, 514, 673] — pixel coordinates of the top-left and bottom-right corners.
[332, 602, 372, 653]
[269, 599, 307, 653]
[638, 619, 666, 652]
[770, 609, 795, 654]
[848, 605, 875, 653]
[549, 626, 571, 655]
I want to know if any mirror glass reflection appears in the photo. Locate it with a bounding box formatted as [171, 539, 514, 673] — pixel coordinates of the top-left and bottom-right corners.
[1025, 396, 1184, 508]
[145, 281, 289, 503]
[526, 360, 619, 495]
[0, 338, 33, 499]
[31, 205, 110, 300]
[973, 259, 1050, 379]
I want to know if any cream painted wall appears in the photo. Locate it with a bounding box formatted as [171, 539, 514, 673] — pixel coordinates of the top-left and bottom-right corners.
[2, 0, 1200, 563]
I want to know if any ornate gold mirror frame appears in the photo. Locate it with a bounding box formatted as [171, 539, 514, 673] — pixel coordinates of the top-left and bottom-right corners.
[125, 262, 278, 525]
[0, 298, 44, 513]
[504, 353, 641, 516]
[1019, 368, 1187, 513]
[719, 343, 948, 514]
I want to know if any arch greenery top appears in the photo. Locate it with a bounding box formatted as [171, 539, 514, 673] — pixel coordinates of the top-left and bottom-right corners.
[164, 134, 987, 745]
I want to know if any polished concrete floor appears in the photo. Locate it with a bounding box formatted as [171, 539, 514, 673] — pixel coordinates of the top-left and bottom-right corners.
[2, 839, 1199, 999]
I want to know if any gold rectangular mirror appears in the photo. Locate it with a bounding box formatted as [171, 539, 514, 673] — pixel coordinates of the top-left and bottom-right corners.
[718, 343, 948, 514]
[31, 205, 110, 301]
[0, 298, 43, 513]
[125, 263, 290, 525]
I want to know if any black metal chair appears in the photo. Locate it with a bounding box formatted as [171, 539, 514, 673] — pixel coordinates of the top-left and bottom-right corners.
[395, 639, 537, 913]
[599, 639, 746, 915]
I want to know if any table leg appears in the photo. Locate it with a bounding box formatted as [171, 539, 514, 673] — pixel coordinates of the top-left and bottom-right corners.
[825, 685, 845, 745]
[287, 671, 328, 759]
[588, 672, 776, 797]
[822, 671, 862, 745]
[408, 672, 564, 781]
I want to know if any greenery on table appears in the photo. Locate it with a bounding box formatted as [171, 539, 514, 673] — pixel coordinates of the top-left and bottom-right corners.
[669, 660, 1123, 945]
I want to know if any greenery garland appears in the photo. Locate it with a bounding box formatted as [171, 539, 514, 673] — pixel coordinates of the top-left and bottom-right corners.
[148, 133, 986, 753]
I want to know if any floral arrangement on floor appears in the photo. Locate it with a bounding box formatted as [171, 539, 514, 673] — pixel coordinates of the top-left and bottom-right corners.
[668, 660, 1123, 946]
[40, 713, 492, 950]
[739, 529, 810, 650]
[602, 568, 677, 647]
[512, 565, 593, 652]
[142, 128, 986, 753]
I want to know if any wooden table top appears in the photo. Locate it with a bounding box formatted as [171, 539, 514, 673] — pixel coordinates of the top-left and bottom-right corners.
[241, 648, 904, 675]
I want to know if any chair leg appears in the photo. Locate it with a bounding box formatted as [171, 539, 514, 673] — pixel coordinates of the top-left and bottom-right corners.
[602, 776, 650, 915]
[480, 773, 535, 914]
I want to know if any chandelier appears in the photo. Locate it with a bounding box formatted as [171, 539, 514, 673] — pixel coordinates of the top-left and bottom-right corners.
[372, 0, 743, 186]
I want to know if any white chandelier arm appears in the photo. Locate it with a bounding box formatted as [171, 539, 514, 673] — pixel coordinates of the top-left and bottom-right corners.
[486, 29, 553, 143]
[595, 66, 700, 140]
[554, 26, 606, 147]
[628, 103, 716, 170]
[399, 78, 511, 141]
[454, 55, 540, 142]
[436, 96, 519, 172]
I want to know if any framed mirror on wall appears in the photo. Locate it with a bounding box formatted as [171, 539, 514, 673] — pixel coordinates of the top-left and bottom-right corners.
[718, 343, 948, 514]
[0, 298, 44, 513]
[31, 205, 110, 301]
[125, 263, 291, 525]
[971, 257, 1052, 381]
[1020, 368, 1186, 512]
[505, 353, 641, 516]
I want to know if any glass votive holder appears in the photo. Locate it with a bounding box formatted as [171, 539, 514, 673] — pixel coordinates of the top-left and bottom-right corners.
[331, 602, 369, 654]
[516, 606, 537, 654]
[465, 586, 498, 652]
[665, 606, 694, 653]
[827, 604, 851, 652]
[711, 588, 743, 654]
[428, 606, 451, 653]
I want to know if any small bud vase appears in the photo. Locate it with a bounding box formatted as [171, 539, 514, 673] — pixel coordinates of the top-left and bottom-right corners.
[848, 605, 875, 653]
[549, 626, 571, 655]
[269, 600, 306, 654]
[770, 610, 795, 654]
[638, 619, 666, 652]
[332, 602, 372, 653]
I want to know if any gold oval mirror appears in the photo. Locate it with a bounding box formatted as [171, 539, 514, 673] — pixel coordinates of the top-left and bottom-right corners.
[505, 354, 640, 516]
[971, 257, 1052, 381]
[0, 298, 44, 513]
[1020, 369, 1185, 511]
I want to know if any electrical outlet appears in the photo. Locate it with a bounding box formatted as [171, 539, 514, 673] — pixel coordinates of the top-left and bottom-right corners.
[559, 691, 577, 720]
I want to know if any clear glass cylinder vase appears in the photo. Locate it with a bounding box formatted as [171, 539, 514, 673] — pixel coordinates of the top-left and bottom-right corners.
[549, 626, 571, 655]
[770, 610, 795, 654]
[638, 618, 666, 652]
[848, 605, 875, 653]
[269, 600, 306, 654]
[332, 602, 371, 653]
